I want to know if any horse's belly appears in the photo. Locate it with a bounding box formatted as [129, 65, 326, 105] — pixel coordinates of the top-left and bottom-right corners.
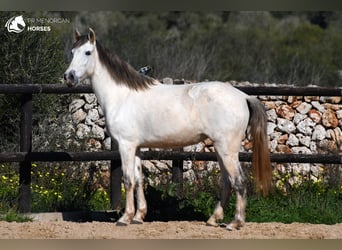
[140, 132, 207, 148]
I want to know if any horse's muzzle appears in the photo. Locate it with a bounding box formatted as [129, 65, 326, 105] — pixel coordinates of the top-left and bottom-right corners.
[64, 70, 79, 87]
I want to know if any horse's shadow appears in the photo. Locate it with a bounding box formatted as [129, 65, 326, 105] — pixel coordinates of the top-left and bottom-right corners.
[57, 185, 206, 223]
[144, 185, 207, 222]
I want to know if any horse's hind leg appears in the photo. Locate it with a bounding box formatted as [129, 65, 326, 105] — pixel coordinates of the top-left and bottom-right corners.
[210, 143, 247, 230]
[226, 160, 247, 231]
[132, 155, 147, 224]
[206, 162, 231, 227]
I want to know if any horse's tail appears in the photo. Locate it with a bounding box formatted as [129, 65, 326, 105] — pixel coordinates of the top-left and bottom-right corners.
[246, 97, 272, 196]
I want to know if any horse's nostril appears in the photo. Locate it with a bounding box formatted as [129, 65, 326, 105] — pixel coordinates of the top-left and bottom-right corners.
[64, 70, 78, 87]
[64, 70, 76, 82]
[69, 70, 76, 81]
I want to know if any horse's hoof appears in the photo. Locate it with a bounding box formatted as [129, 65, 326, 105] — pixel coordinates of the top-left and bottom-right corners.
[226, 221, 244, 231]
[131, 219, 143, 225]
[116, 221, 128, 226]
[206, 221, 219, 227]
[219, 223, 228, 228]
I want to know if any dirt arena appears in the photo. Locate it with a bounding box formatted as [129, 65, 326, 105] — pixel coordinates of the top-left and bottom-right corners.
[0, 220, 341, 239]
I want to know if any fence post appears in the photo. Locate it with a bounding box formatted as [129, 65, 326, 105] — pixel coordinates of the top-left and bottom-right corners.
[18, 94, 32, 213]
[172, 148, 184, 198]
[110, 139, 122, 210]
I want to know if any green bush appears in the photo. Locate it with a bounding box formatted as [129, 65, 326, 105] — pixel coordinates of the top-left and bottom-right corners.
[0, 209, 32, 222]
[246, 180, 342, 224]
[71, 11, 342, 85]
[0, 164, 20, 212]
[272, 23, 342, 86]
[1, 161, 341, 224]
[152, 164, 342, 225]
[0, 163, 112, 216]
[0, 12, 67, 152]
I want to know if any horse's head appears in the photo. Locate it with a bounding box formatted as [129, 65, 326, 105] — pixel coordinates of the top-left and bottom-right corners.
[6, 15, 26, 33]
[64, 28, 97, 87]
[15, 16, 25, 28]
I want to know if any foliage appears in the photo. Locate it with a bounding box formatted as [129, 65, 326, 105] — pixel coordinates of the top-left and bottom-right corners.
[0, 11, 67, 152]
[272, 23, 342, 86]
[245, 180, 342, 224]
[1, 160, 341, 224]
[0, 164, 20, 212]
[87, 188, 112, 211]
[0, 209, 32, 222]
[0, 163, 111, 219]
[148, 163, 342, 225]
[30, 163, 111, 212]
[70, 11, 342, 85]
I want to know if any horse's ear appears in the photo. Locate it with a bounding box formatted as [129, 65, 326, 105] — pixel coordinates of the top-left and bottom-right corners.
[88, 28, 96, 44]
[74, 29, 81, 42]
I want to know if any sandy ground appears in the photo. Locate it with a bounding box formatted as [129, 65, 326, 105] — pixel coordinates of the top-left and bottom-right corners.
[0, 220, 341, 239]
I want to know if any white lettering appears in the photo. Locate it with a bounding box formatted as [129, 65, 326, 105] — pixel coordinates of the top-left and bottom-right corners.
[27, 26, 51, 32]
[33, 17, 69, 24]
[26, 18, 36, 24]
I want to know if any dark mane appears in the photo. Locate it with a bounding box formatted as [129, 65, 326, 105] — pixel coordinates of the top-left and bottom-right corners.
[96, 41, 155, 91]
[73, 34, 88, 49]
[73, 35, 155, 91]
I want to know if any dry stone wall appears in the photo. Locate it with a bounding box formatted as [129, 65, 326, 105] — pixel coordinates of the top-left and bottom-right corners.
[68, 81, 342, 189]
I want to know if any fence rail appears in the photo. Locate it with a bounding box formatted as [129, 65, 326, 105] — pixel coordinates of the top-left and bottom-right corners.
[0, 151, 341, 164]
[1, 83, 341, 213]
[1, 83, 342, 96]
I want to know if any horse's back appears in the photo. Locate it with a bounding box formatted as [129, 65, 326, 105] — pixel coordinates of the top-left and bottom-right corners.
[152, 80, 250, 131]
[188, 81, 249, 120]
[186, 81, 250, 143]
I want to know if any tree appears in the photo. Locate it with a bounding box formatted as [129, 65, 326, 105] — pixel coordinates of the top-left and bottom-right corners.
[69, 11, 342, 85]
[0, 12, 66, 151]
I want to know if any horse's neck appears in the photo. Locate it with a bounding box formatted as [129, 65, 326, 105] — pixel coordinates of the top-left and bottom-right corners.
[90, 62, 129, 114]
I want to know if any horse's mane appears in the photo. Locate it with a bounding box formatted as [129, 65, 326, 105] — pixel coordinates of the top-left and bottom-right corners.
[73, 35, 155, 91]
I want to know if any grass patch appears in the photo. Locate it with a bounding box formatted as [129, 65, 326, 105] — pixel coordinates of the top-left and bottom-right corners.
[174, 170, 342, 225]
[145, 181, 341, 225]
[246, 193, 341, 224]
[0, 209, 32, 222]
[245, 181, 342, 224]
[0, 163, 112, 218]
[1, 162, 341, 224]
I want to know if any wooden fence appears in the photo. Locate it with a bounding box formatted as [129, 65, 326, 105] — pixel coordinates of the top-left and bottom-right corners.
[0, 83, 342, 213]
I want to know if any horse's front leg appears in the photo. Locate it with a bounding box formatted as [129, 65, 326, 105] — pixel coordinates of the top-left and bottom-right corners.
[132, 155, 147, 224]
[117, 144, 137, 226]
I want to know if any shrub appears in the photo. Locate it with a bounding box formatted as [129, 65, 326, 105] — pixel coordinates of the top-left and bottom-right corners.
[0, 163, 112, 215]
[0, 11, 67, 152]
[0, 164, 20, 212]
[147, 162, 342, 224]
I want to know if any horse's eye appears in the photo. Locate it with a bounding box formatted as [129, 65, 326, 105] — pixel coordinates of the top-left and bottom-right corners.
[85, 51, 91, 56]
